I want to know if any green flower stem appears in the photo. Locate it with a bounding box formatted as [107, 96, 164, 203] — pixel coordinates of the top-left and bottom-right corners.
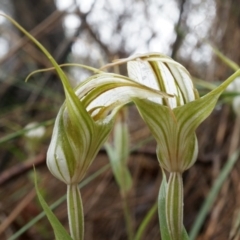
[166, 172, 183, 240]
[122, 191, 134, 240]
[67, 184, 84, 240]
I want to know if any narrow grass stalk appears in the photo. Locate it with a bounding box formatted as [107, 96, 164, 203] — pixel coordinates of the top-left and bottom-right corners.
[0, 119, 54, 145]
[189, 150, 240, 240]
[134, 202, 157, 240]
[159, 170, 171, 239]
[122, 192, 134, 240]
[67, 184, 84, 240]
[166, 172, 183, 240]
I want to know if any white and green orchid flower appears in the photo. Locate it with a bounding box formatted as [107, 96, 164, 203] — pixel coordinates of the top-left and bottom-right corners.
[106, 53, 240, 240]
[47, 72, 170, 185]
[126, 53, 199, 173]
[46, 71, 171, 240]
[126, 54, 199, 240]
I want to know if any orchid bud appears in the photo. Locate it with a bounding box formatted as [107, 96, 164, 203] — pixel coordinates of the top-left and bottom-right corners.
[46, 104, 112, 185]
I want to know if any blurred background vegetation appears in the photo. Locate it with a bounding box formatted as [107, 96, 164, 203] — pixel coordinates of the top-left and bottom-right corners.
[0, 0, 240, 239]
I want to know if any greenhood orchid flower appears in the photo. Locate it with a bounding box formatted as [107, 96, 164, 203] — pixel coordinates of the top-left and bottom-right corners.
[106, 53, 200, 173]
[127, 54, 199, 173]
[106, 53, 240, 240]
[46, 71, 171, 240]
[47, 72, 170, 186]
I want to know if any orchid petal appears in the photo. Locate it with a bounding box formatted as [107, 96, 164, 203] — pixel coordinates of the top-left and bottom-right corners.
[73, 73, 172, 121]
[127, 55, 198, 109]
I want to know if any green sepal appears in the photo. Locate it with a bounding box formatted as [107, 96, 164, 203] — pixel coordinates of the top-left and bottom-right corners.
[134, 98, 198, 172]
[211, 45, 239, 71]
[34, 170, 73, 240]
[134, 70, 240, 172]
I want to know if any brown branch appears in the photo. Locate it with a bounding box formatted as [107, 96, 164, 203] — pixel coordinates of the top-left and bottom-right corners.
[75, 8, 112, 58]
[0, 152, 46, 186]
[0, 9, 65, 65]
[0, 188, 36, 236]
[171, 0, 187, 59]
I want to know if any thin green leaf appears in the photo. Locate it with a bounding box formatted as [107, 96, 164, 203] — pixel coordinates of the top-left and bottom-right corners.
[134, 202, 157, 240]
[189, 150, 240, 240]
[182, 228, 190, 240]
[159, 170, 171, 240]
[211, 45, 239, 71]
[34, 171, 73, 240]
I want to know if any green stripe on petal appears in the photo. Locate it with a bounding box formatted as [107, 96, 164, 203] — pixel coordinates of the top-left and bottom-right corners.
[134, 98, 188, 172]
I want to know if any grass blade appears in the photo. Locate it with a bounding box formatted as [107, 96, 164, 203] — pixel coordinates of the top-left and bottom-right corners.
[189, 150, 240, 240]
[34, 170, 73, 240]
[134, 202, 157, 240]
[158, 171, 171, 240]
